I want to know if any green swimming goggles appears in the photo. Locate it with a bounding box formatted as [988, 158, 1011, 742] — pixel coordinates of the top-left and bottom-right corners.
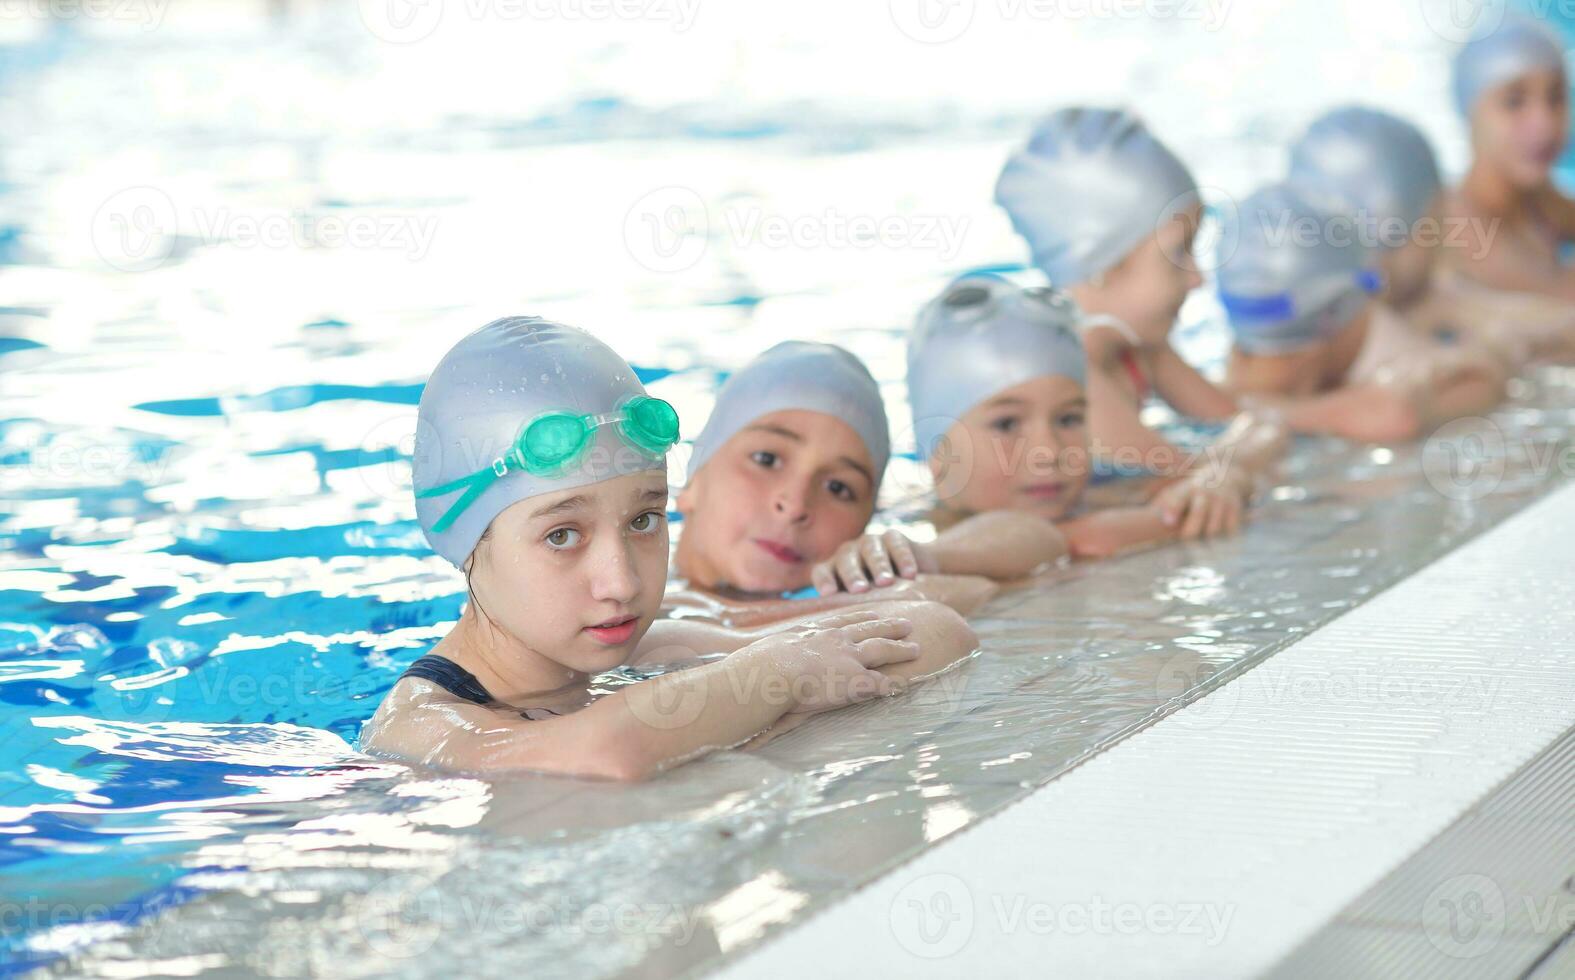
[417, 394, 680, 534]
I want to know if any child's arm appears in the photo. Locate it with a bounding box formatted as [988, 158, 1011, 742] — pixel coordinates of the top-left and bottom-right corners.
[1170, 408, 1291, 482]
[1232, 352, 1424, 444]
[1380, 348, 1507, 430]
[363, 608, 923, 781]
[1442, 200, 1575, 303]
[1147, 344, 1240, 421]
[1056, 504, 1177, 559]
[1423, 275, 1575, 363]
[1537, 184, 1575, 240]
[667, 573, 999, 630]
[809, 511, 1069, 593]
[636, 586, 982, 664]
[1085, 361, 1194, 474]
[741, 599, 982, 748]
[1248, 385, 1423, 443]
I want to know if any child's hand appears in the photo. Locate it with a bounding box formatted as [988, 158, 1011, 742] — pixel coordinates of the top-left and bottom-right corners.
[743, 608, 919, 714]
[810, 530, 939, 594]
[1152, 469, 1251, 540]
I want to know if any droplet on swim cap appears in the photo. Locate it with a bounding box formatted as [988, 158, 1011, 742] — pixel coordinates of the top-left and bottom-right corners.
[413, 316, 668, 568]
[685, 341, 890, 491]
[907, 273, 1086, 461]
[995, 106, 1199, 286]
[1289, 106, 1442, 244]
[1453, 15, 1567, 117]
[1216, 183, 1377, 355]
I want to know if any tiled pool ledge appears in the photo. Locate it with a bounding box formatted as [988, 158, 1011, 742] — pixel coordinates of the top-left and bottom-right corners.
[716, 481, 1575, 980]
[35, 394, 1575, 979]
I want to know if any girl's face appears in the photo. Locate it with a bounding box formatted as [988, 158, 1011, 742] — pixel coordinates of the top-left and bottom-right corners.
[466, 471, 671, 675]
[1472, 67, 1569, 189]
[931, 374, 1090, 521]
[675, 409, 877, 594]
[1071, 203, 1205, 345]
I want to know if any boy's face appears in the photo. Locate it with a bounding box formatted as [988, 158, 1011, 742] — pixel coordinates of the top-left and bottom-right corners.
[467, 471, 671, 675]
[1473, 67, 1569, 189]
[1379, 228, 1438, 311]
[675, 409, 878, 594]
[931, 374, 1091, 521]
[1073, 203, 1205, 344]
[1229, 301, 1374, 392]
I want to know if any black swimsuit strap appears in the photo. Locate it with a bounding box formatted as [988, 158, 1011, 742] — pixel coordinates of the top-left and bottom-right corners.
[401, 654, 494, 706]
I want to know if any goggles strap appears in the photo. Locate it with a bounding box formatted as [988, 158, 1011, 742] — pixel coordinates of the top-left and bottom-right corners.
[416, 468, 501, 534]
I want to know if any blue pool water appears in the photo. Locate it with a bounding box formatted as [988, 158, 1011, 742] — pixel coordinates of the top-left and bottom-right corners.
[2, 2, 1572, 976]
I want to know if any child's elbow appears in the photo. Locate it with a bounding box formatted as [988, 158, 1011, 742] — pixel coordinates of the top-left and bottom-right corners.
[925, 600, 979, 658]
[1065, 525, 1129, 561]
[584, 748, 658, 783]
[887, 599, 980, 670]
[573, 728, 662, 782]
[1024, 521, 1071, 569]
[1348, 392, 1422, 443]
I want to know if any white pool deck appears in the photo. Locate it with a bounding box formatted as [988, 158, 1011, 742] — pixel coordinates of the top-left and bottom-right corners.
[718, 482, 1575, 979]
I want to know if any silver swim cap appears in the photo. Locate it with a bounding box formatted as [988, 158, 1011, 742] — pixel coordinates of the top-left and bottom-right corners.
[1453, 16, 1567, 117]
[1289, 106, 1442, 243]
[907, 273, 1086, 460]
[413, 316, 674, 568]
[685, 341, 890, 491]
[995, 106, 1199, 286]
[1217, 184, 1383, 355]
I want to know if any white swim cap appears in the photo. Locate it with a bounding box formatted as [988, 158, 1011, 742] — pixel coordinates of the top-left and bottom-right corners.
[995, 106, 1200, 286]
[907, 273, 1086, 461]
[1216, 184, 1382, 354]
[1453, 15, 1567, 117]
[1289, 106, 1442, 244]
[413, 317, 675, 568]
[685, 341, 890, 491]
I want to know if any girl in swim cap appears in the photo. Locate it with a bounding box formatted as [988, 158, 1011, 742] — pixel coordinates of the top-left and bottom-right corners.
[810, 275, 1257, 593]
[668, 340, 999, 621]
[1289, 104, 1575, 366]
[1439, 16, 1575, 305]
[1220, 184, 1504, 441]
[362, 317, 979, 779]
[995, 106, 1288, 532]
